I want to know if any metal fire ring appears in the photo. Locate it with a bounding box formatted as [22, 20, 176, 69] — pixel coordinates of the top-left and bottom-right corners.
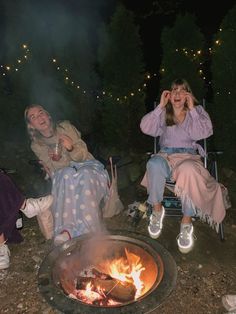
[38, 230, 177, 313]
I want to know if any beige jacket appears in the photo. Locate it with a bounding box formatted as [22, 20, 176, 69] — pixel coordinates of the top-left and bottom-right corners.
[31, 120, 94, 174]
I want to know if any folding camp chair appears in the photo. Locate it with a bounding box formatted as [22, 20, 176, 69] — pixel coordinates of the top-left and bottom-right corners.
[150, 99, 225, 241]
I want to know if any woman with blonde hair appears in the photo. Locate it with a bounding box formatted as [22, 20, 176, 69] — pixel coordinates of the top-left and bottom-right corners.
[24, 105, 109, 246]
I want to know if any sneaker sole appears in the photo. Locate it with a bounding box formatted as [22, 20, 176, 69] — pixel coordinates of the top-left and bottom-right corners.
[0, 263, 9, 270]
[148, 227, 162, 239]
[177, 244, 194, 254]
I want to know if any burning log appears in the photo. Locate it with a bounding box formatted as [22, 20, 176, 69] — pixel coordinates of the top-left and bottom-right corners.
[107, 280, 136, 302]
[75, 289, 104, 304]
[76, 273, 136, 302]
[91, 268, 113, 280]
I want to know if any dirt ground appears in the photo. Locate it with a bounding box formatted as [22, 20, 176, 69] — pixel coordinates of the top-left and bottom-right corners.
[0, 145, 236, 314]
[0, 185, 236, 314]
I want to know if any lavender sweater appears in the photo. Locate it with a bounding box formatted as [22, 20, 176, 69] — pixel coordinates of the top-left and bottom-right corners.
[140, 104, 213, 155]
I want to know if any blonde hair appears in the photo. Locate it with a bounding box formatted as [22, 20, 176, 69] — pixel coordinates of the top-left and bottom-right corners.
[165, 78, 198, 126]
[24, 104, 54, 142]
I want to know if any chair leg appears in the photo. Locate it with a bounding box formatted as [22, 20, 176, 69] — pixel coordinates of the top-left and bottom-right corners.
[219, 222, 224, 241]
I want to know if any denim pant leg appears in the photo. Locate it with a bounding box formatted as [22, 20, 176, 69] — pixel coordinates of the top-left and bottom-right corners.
[146, 155, 171, 205]
[180, 195, 196, 217]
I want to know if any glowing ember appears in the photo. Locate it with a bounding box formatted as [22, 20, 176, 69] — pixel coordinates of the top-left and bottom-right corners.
[68, 248, 146, 306]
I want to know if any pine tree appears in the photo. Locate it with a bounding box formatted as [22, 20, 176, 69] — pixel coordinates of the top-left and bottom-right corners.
[211, 5, 236, 170]
[159, 13, 205, 98]
[97, 4, 146, 153]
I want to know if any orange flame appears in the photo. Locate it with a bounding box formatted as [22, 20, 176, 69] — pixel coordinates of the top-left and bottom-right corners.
[98, 248, 145, 298]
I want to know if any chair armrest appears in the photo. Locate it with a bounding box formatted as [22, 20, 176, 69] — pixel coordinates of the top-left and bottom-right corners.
[208, 150, 223, 156]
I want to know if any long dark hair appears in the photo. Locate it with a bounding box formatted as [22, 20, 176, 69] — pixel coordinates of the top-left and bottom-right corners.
[165, 78, 198, 126]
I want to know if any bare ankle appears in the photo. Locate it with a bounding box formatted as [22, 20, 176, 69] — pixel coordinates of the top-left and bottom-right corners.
[181, 216, 192, 224]
[153, 203, 163, 212]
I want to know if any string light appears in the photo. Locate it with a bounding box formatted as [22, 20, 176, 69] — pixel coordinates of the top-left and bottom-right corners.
[213, 26, 235, 96]
[1, 34, 233, 98]
[51, 57, 152, 102]
[175, 47, 202, 60]
[0, 44, 30, 76]
[161, 44, 210, 85]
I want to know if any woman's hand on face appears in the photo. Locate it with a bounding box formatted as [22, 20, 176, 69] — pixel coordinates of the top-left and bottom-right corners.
[185, 92, 194, 110]
[160, 90, 171, 108]
[59, 134, 74, 151]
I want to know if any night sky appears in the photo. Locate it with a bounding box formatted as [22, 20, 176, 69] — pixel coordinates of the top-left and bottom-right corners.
[0, 0, 235, 71]
[121, 0, 236, 70]
[0, 0, 235, 106]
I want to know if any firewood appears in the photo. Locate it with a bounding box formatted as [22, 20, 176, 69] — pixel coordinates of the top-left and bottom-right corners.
[108, 280, 136, 302]
[76, 276, 136, 302]
[91, 268, 113, 280]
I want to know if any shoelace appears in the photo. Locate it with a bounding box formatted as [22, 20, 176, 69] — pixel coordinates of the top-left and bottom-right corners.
[181, 226, 191, 238]
[150, 213, 160, 224]
[177, 226, 197, 242]
[150, 211, 164, 227]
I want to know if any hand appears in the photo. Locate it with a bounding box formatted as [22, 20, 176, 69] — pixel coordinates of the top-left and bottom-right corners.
[59, 134, 74, 151]
[185, 92, 195, 110]
[160, 90, 171, 108]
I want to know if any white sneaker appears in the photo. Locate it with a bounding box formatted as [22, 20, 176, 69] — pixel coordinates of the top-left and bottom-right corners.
[22, 195, 53, 218]
[54, 231, 71, 246]
[177, 223, 195, 254]
[0, 242, 10, 270]
[222, 295, 236, 312]
[148, 206, 165, 239]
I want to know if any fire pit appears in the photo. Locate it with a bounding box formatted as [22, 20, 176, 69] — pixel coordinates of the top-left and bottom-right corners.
[38, 230, 177, 313]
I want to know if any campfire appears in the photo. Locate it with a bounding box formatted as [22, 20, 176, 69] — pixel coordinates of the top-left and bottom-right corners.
[66, 248, 149, 305]
[54, 237, 161, 307]
[38, 231, 177, 313]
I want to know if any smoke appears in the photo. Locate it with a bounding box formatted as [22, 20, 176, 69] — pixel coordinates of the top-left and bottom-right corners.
[2, 0, 113, 56]
[1, 0, 116, 121]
